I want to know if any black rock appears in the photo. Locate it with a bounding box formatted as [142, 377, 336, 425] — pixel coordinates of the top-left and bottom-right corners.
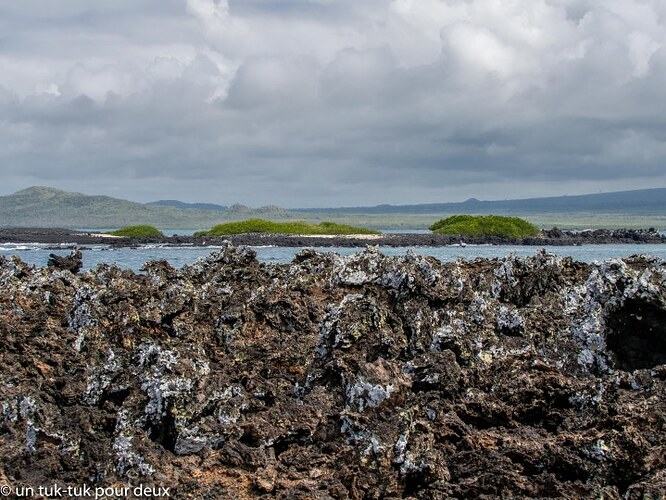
[47, 249, 83, 273]
[2, 245, 666, 497]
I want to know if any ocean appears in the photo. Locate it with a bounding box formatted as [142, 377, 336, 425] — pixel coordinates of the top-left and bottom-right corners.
[2, 242, 666, 272]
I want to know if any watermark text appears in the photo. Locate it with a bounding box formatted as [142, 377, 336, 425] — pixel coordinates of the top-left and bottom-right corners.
[1, 483, 170, 498]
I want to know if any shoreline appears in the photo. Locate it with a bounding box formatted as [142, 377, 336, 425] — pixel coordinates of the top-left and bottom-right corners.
[1, 226, 665, 248]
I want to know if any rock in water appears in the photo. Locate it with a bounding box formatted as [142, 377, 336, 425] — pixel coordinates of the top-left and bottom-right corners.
[1, 244, 666, 498]
[47, 249, 83, 273]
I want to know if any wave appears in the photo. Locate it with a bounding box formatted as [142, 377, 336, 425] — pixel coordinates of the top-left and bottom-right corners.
[0, 243, 50, 251]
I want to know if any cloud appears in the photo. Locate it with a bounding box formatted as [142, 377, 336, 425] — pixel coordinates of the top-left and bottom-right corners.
[0, 0, 665, 206]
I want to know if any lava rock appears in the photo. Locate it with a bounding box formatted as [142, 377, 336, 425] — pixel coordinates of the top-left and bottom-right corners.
[0, 244, 665, 498]
[47, 249, 83, 273]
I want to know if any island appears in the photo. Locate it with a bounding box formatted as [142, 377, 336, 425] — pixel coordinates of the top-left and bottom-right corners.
[107, 225, 166, 238]
[193, 218, 380, 236]
[430, 214, 540, 238]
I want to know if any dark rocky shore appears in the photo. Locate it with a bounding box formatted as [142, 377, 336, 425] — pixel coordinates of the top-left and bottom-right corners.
[1, 244, 666, 498]
[0, 226, 665, 248]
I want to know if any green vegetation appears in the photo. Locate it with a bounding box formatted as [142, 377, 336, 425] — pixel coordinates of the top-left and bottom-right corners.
[429, 215, 540, 238]
[108, 225, 165, 238]
[195, 219, 380, 236]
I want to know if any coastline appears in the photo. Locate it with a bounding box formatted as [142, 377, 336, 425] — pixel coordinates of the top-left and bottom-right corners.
[1, 226, 664, 248]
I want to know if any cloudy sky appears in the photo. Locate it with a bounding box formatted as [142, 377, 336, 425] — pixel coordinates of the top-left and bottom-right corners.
[1, 0, 665, 207]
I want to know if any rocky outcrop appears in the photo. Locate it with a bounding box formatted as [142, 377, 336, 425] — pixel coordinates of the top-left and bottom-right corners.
[47, 249, 83, 273]
[1, 244, 665, 498]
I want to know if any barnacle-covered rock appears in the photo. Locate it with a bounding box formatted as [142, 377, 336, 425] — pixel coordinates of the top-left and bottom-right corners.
[0, 245, 665, 498]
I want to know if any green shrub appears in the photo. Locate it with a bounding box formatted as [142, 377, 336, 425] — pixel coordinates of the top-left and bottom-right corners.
[429, 215, 539, 238]
[108, 225, 165, 238]
[195, 219, 380, 236]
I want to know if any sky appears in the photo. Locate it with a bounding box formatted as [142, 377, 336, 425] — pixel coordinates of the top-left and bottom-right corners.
[1, 0, 665, 207]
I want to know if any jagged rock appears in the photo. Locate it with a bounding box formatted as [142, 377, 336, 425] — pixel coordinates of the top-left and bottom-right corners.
[1, 244, 666, 498]
[47, 249, 83, 273]
[544, 226, 564, 238]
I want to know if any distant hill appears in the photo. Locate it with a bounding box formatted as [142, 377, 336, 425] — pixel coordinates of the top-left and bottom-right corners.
[293, 188, 666, 215]
[1, 186, 664, 230]
[0, 187, 291, 229]
[147, 200, 228, 211]
[224, 203, 291, 218]
[146, 200, 291, 218]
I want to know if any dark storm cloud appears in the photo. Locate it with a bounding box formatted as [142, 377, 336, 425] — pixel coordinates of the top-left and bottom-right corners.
[1, 0, 665, 206]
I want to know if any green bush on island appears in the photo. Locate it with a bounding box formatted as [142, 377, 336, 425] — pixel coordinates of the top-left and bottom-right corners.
[429, 215, 540, 238]
[194, 219, 380, 236]
[108, 225, 165, 238]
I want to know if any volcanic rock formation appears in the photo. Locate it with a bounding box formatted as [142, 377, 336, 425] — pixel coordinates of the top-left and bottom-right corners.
[1, 244, 665, 498]
[47, 249, 83, 274]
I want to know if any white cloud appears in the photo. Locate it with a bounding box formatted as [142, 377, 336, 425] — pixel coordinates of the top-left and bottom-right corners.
[0, 0, 665, 205]
[226, 56, 319, 108]
[444, 22, 523, 79]
[62, 63, 148, 101]
[627, 32, 661, 77]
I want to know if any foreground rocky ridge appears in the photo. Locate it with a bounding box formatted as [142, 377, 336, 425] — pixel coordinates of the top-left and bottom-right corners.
[1, 245, 665, 498]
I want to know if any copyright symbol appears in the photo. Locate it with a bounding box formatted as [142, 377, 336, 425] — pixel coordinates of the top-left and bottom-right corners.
[0, 484, 11, 496]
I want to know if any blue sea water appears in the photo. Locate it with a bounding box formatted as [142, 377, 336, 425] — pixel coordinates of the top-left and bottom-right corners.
[1, 242, 665, 272]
